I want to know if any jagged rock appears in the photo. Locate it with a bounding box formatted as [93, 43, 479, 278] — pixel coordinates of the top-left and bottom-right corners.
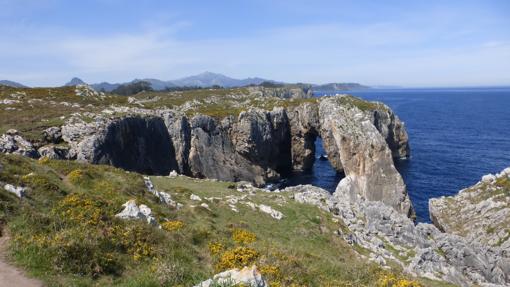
[38, 145, 69, 160]
[319, 96, 413, 216]
[42, 127, 62, 144]
[429, 167, 510, 250]
[168, 170, 178, 177]
[3, 184, 26, 198]
[288, 184, 509, 286]
[258, 204, 283, 220]
[188, 110, 292, 186]
[63, 116, 179, 175]
[163, 112, 191, 174]
[74, 84, 105, 98]
[143, 176, 181, 209]
[248, 85, 312, 99]
[58, 95, 410, 189]
[0, 130, 39, 158]
[115, 200, 157, 226]
[193, 265, 267, 287]
[285, 184, 330, 211]
[287, 103, 320, 171]
[367, 103, 410, 159]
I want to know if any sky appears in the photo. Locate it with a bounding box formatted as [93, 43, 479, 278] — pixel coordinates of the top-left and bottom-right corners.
[0, 0, 509, 87]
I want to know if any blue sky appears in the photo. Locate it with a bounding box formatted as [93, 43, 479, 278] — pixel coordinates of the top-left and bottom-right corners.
[1, 0, 509, 87]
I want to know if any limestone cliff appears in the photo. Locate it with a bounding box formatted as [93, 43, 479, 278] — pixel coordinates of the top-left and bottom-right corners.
[23, 94, 410, 199]
[319, 97, 413, 216]
[429, 167, 510, 251]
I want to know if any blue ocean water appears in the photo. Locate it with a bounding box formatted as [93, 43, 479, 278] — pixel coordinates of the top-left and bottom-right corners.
[289, 88, 510, 222]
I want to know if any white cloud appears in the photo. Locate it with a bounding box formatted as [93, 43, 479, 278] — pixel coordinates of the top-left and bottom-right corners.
[0, 18, 509, 87]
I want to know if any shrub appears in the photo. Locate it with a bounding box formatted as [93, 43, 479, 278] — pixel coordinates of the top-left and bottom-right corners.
[377, 273, 422, 287]
[52, 193, 104, 226]
[216, 247, 259, 271]
[232, 229, 256, 245]
[208, 242, 224, 255]
[161, 220, 184, 232]
[67, 169, 87, 185]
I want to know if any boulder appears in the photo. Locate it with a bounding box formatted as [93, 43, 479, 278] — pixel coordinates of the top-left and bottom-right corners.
[0, 130, 39, 158]
[3, 184, 26, 198]
[38, 145, 69, 160]
[193, 265, 267, 287]
[115, 200, 157, 226]
[42, 127, 62, 144]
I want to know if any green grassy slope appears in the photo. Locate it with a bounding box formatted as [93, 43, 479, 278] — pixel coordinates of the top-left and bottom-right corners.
[0, 154, 455, 287]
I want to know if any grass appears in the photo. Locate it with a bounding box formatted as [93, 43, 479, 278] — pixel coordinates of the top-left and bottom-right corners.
[0, 154, 455, 286]
[1, 85, 386, 142]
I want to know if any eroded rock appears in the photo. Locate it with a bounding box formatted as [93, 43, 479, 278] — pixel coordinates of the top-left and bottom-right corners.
[429, 167, 510, 250]
[193, 265, 267, 287]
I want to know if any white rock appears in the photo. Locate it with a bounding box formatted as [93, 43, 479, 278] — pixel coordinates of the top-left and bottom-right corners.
[190, 194, 202, 201]
[3, 184, 25, 198]
[169, 170, 178, 177]
[193, 265, 267, 287]
[200, 203, 211, 210]
[481, 174, 496, 183]
[115, 200, 157, 226]
[258, 204, 284, 220]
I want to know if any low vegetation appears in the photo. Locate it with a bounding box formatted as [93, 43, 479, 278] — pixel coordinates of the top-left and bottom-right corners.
[0, 154, 452, 286]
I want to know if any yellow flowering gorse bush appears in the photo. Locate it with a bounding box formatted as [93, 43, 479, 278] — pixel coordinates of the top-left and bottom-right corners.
[216, 246, 259, 271]
[161, 220, 185, 231]
[232, 228, 257, 244]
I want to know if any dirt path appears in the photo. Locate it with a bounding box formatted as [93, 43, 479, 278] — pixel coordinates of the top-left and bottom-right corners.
[0, 230, 43, 287]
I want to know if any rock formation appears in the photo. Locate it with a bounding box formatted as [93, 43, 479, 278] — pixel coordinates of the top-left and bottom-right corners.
[319, 97, 413, 216]
[8, 93, 410, 202]
[429, 167, 510, 251]
[0, 129, 39, 158]
[193, 265, 267, 287]
[285, 184, 510, 286]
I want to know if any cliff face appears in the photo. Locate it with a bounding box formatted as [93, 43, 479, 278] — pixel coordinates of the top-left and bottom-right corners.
[429, 167, 510, 250]
[319, 97, 413, 216]
[48, 95, 411, 214]
[93, 117, 178, 175]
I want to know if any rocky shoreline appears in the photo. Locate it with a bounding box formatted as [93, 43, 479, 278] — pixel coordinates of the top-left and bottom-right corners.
[1, 84, 508, 286]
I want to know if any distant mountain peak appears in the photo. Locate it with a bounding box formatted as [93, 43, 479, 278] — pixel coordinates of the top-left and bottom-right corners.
[65, 77, 86, 86]
[0, 80, 27, 88]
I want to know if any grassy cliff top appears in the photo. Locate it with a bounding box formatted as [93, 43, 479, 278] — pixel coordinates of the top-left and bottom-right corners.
[0, 84, 387, 143]
[0, 154, 452, 286]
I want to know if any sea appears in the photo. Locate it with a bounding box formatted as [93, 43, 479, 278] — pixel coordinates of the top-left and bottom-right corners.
[286, 87, 510, 222]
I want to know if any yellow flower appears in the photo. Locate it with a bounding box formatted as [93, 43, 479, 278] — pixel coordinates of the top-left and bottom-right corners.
[216, 247, 259, 271]
[208, 242, 224, 255]
[161, 220, 184, 232]
[232, 229, 257, 244]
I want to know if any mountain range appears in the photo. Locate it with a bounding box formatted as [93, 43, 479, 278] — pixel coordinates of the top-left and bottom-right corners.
[1, 72, 370, 91]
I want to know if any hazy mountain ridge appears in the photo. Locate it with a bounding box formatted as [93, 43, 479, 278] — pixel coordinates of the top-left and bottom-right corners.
[2, 73, 370, 92]
[0, 80, 27, 88]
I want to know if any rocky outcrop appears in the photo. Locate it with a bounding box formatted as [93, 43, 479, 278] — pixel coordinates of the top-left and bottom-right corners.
[194, 265, 267, 287]
[248, 85, 312, 99]
[0, 129, 39, 158]
[319, 97, 413, 216]
[368, 103, 410, 159]
[63, 116, 178, 175]
[38, 145, 69, 160]
[287, 184, 510, 287]
[287, 103, 320, 171]
[115, 200, 158, 226]
[188, 108, 293, 186]
[55, 94, 410, 190]
[429, 167, 510, 251]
